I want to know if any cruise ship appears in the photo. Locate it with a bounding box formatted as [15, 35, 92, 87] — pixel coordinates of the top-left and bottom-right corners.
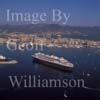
[32, 52, 74, 71]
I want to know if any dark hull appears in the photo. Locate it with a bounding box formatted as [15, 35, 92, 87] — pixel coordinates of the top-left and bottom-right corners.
[0, 59, 7, 62]
[33, 57, 73, 71]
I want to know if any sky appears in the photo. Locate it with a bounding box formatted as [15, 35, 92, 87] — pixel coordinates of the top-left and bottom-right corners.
[0, 0, 100, 26]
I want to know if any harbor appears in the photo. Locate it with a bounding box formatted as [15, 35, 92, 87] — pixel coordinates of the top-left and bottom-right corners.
[0, 45, 100, 98]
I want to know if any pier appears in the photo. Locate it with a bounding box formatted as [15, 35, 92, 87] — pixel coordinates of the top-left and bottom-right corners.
[0, 60, 18, 64]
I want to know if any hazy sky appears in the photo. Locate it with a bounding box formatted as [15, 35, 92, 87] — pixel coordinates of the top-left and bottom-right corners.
[0, 0, 100, 26]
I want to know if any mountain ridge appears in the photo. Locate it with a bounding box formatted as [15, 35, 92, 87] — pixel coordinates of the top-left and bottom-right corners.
[0, 24, 100, 40]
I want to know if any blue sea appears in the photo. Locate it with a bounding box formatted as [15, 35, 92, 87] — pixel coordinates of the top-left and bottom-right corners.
[0, 44, 100, 99]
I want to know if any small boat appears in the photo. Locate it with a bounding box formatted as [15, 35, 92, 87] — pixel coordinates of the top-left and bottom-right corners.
[0, 55, 7, 61]
[0, 55, 18, 64]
